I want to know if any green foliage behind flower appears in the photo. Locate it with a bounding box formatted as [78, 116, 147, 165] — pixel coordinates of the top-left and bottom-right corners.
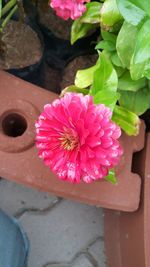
[69, 0, 150, 136]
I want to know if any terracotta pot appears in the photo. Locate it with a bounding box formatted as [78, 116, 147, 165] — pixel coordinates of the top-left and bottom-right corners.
[104, 132, 150, 267]
[0, 70, 145, 212]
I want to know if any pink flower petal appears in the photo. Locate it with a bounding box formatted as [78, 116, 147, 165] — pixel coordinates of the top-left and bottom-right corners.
[50, 0, 90, 20]
[35, 93, 123, 184]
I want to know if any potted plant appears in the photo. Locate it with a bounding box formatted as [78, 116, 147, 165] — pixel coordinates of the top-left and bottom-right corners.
[0, 1, 149, 265]
[0, 0, 44, 84]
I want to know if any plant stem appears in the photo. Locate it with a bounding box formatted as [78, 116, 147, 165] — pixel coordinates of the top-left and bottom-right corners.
[0, 0, 2, 19]
[0, 4, 18, 32]
[1, 0, 17, 17]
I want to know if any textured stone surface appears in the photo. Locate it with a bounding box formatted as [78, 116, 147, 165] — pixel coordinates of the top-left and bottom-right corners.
[88, 238, 106, 267]
[0, 179, 58, 216]
[72, 254, 94, 267]
[0, 179, 106, 267]
[20, 199, 104, 267]
[45, 265, 69, 267]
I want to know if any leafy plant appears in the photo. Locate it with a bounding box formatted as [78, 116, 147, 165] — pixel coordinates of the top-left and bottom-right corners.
[69, 0, 150, 137]
[56, 0, 150, 183]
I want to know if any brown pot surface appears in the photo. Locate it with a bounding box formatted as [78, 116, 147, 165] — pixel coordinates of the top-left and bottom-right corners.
[0, 71, 145, 211]
[104, 133, 150, 267]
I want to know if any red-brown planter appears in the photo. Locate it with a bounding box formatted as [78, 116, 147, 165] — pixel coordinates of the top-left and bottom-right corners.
[104, 133, 150, 267]
[0, 71, 145, 212]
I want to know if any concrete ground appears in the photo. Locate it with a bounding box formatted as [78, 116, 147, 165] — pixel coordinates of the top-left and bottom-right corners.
[0, 178, 106, 267]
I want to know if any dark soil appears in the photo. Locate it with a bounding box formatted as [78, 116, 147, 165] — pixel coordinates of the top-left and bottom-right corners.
[37, 5, 72, 40]
[61, 54, 98, 89]
[41, 62, 62, 94]
[0, 20, 42, 69]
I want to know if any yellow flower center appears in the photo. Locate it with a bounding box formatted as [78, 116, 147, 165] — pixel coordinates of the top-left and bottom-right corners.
[59, 130, 79, 151]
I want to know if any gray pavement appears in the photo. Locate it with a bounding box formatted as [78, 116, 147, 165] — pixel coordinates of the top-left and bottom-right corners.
[0, 179, 106, 267]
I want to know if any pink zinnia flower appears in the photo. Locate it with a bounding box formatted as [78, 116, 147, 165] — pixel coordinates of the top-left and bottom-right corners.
[50, 0, 90, 20]
[35, 93, 123, 184]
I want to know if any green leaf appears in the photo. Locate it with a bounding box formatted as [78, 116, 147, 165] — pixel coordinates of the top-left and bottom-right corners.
[119, 87, 150, 115]
[130, 0, 150, 17]
[114, 66, 125, 77]
[0, 4, 18, 32]
[96, 30, 117, 51]
[75, 63, 99, 88]
[101, 30, 117, 43]
[90, 51, 118, 109]
[71, 21, 94, 44]
[90, 51, 118, 95]
[118, 71, 147, 91]
[117, 0, 148, 26]
[144, 60, 150, 79]
[1, 0, 17, 17]
[94, 90, 120, 110]
[96, 40, 116, 51]
[112, 105, 140, 136]
[60, 85, 89, 97]
[116, 21, 138, 68]
[111, 52, 123, 67]
[130, 19, 150, 80]
[80, 2, 102, 24]
[105, 169, 117, 184]
[71, 2, 101, 44]
[100, 0, 123, 29]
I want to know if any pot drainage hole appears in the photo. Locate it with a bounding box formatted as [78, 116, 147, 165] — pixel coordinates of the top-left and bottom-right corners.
[2, 113, 27, 137]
